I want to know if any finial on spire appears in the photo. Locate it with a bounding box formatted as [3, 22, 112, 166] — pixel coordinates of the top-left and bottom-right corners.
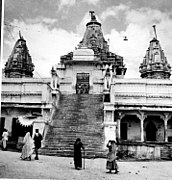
[19, 31, 24, 39]
[19, 31, 22, 39]
[89, 11, 96, 20]
[152, 25, 157, 39]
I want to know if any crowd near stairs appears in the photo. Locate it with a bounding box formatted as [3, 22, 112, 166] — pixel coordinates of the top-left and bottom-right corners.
[40, 94, 106, 158]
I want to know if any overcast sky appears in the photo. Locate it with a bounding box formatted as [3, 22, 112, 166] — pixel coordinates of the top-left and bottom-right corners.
[2, 0, 172, 78]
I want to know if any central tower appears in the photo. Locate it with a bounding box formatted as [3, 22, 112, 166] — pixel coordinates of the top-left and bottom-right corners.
[79, 11, 109, 55]
[53, 11, 127, 95]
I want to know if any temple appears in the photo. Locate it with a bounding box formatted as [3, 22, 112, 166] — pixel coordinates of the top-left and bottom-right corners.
[1, 12, 172, 160]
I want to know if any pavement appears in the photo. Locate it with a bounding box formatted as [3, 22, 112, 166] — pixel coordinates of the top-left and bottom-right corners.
[0, 150, 172, 180]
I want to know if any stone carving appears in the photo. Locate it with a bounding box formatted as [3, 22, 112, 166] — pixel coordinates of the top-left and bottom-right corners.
[51, 66, 59, 90]
[76, 73, 89, 94]
[103, 64, 113, 90]
[76, 83, 89, 94]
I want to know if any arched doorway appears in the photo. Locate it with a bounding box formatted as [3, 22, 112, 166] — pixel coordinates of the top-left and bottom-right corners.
[145, 121, 157, 141]
[12, 118, 33, 141]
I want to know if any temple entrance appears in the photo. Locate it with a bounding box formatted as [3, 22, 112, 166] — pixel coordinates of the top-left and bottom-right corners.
[76, 73, 89, 94]
[145, 121, 157, 141]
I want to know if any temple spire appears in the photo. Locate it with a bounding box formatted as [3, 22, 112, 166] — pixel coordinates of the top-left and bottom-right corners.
[4, 33, 34, 78]
[79, 11, 107, 54]
[139, 26, 171, 79]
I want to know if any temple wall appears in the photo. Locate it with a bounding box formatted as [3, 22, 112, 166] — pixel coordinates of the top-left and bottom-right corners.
[57, 63, 103, 94]
[1, 78, 51, 104]
[111, 78, 172, 106]
[1, 78, 52, 138]
[118, 144, 161, 160]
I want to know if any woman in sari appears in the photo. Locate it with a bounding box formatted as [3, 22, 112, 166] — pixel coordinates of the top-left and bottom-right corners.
[106, 140, 119, 174]
[74, 138, 84, 170]
[20, 132, 34, 160]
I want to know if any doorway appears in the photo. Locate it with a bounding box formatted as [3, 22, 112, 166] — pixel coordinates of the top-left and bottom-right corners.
[76, 73, 89, 94]
[145, 121, 157, 141]
[12, 118, 33, 141]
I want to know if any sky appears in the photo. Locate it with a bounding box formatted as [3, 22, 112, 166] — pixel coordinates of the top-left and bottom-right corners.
[2, 0, 172, 78]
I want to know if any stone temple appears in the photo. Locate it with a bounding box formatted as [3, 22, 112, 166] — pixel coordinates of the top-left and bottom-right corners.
[1, 11, 172, 159]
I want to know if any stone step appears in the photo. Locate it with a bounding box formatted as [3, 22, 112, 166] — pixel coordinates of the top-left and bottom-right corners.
[42, 94, 105, 157]
[40, 148, 106, 158]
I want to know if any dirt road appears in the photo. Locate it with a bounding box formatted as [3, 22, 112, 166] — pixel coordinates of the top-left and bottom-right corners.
[0, 150, 172, 179]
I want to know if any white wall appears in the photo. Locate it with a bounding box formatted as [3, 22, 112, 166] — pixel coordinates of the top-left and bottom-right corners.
[57, 63, 104, 94]
[111, 78, 172, 107]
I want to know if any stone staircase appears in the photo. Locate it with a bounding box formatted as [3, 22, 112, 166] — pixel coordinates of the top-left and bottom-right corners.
[40, 94, 106, 158]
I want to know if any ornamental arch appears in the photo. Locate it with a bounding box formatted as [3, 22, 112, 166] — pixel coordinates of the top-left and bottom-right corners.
[120, 114, 140, 141]
[144, 115, 164, 142]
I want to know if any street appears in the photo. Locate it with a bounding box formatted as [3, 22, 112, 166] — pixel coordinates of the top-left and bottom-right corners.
[0, 150, 172, 179]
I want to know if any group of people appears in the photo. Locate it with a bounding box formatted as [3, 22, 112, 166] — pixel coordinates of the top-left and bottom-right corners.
[2, 128, 119, 173]
[73, 138, 119, 174]
[20, 129, 42, 161]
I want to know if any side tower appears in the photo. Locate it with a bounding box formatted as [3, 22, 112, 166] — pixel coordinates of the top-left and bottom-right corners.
[4, 32, 34, 78]
[139, 25, 171, 79]
[1, 33, 52, 149]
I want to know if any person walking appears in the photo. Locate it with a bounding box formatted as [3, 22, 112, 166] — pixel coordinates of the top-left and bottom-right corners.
[2, 129, 9, 151]
[74, 138, 84, 170]
[33, 129, 42, 160]
[106, 140, 119, 174]
[20, 132, 34, 160]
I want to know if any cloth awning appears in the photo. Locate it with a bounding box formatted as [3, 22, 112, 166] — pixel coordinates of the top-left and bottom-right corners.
[18, 116, 35, 127]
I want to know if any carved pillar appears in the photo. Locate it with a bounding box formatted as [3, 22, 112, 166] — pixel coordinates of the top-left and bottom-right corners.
[163, 113, 171, 142]
[164, 119, 168, 142]
[117, 118, 121, 139]
[140, 119, 144, 142]
[116, 112, 124, 140]
[137, 112, 146, 142]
